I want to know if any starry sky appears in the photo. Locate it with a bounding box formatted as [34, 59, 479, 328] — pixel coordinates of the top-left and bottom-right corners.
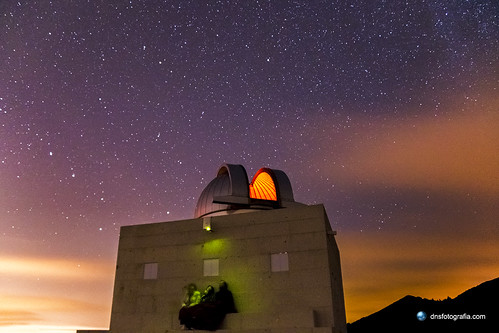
[1, 0, 498, 331]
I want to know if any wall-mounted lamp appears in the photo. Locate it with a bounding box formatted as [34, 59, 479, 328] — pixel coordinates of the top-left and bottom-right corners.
[203, 217, 212, 232]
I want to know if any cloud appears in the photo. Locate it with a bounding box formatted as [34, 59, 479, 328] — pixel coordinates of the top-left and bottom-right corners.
[0, 293, 111, 329]
[0, 310, 40, 327]
[0, 255, 112, 281]
[0, 253, 114, 329]
[313, 107, 499, 195]
[353, 112, 498, 193]
[0, 327, 84, 333]
[0, 294, 108, 314]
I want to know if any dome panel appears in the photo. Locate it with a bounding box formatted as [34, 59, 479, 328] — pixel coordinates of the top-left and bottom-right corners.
[249, 171, 277, 201]
[194, 171, 231, 218]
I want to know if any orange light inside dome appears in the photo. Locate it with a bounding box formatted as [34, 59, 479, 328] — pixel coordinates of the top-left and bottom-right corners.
[249, 171, 277, 201]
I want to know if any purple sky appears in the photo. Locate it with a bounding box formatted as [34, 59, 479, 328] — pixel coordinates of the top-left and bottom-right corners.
[1, 1, 498, 331]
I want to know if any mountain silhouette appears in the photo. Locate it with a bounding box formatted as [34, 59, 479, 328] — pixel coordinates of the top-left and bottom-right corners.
[347, 277, 498, 333]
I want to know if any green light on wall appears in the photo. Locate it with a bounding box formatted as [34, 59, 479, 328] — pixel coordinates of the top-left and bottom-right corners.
[203, 239, 226, 254]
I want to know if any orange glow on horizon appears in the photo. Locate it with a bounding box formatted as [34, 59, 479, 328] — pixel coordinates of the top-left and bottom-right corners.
[0, 254, 115, 331]
[0, 256, 112, 281]
[338, 230, 499, 323]
[249, 171, 277, 201]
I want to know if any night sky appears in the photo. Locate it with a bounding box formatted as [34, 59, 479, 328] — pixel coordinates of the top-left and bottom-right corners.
[1, 1, 498, 332]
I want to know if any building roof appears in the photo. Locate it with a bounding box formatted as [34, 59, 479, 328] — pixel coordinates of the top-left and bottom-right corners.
[194, 164, 297, 218]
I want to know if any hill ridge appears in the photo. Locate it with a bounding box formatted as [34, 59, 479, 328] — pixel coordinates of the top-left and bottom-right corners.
[347, 277, 498, 333]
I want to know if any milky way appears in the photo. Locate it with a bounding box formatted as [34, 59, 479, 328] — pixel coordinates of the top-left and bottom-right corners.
[0, 1, 498, 330]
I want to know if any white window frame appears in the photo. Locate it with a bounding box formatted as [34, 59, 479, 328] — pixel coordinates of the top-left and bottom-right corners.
[143, 262, 158, 280]
[271, 252, 289, 272]
[203, 258, 219, 276]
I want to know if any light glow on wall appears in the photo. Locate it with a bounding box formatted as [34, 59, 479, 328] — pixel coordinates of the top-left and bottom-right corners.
[249, 171, 277, 201]
[203, 239, 226, 254]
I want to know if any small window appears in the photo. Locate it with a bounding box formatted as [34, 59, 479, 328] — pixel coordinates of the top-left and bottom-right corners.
[143, 262, 158, 279]
[203, 259, 219, 276]
[271, 252, 289, 272]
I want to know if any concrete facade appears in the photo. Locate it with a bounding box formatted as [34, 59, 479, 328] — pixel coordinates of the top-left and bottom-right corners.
[87, 204, 346, 333]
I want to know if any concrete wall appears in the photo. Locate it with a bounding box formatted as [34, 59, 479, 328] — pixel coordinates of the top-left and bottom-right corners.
[107, 204, 346, 333]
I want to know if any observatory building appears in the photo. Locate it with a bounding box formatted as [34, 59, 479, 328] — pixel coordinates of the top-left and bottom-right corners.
[79, 164, 346, 333]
